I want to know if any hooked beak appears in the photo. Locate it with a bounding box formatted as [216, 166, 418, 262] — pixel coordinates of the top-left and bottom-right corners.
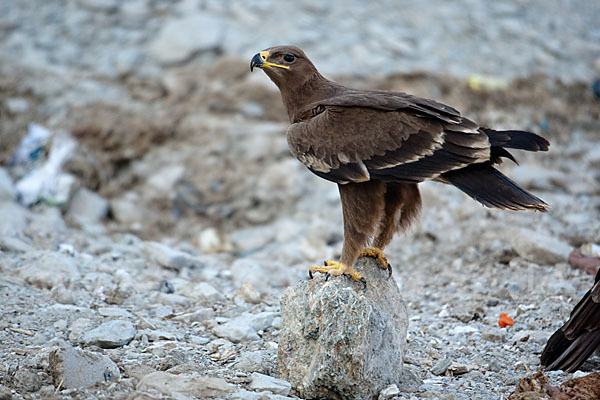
[250, 50, 290, 72]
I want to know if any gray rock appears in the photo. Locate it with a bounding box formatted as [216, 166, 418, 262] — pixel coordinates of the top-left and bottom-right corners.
[153, 292, 191, 308]
[0, 235, 32, 253]
[229, 389, 294, 400]
[192, 282, 224, 302]
[50, 286, 77, 305]
[249, 312, 278, 331]
[0, 168, 16, 201]
[234, 282, 262, 304]
[121, 0, 148, 18]
[0, 385, 12, 400]
[177, 307, 216, 323]
[448, 362, 470, 376]
[234, 350, 269, 373]
[110, 192, 145, 225]
[137, 371, 235, 398]
[144, 165, 185, 197]
[278, 257, 408, 400]
[507, 228, 572, 265]
[153, 305, 174, 318]
[5, 97, 29, 114]
[12, 368, 42, 393]
[0, 200, 28, 225]
[97, 307, 134, 319]
[78, 0, 119, 11]
[481, 331, 504, 342]
[431, 358, 452, 376]
[82, 320, 136, 348]
[142, 241, 202, 271]
[148, 15, 223, 65]
[143, 329, 179, 341]
[114, 49, 143, 75]
[248, 372, 292, 396]
[49, 346, 121, 389]
[213, 311, 277, 343]
[213, 314, 259, 343]
[67, 187, 108, 222]
[15, 251, 80, 289]
[68, 318, 95, 344]
[378, 384, 400, 399]
[510, 330, 552, 345]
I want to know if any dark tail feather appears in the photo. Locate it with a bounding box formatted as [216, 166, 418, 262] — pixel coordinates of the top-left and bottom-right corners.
[481, 128, 550, 152]
[542, 270, 600, 372]
[541, 330, 572, 369]
[442, 163, 549, 211]
[541, 330, 600, 372]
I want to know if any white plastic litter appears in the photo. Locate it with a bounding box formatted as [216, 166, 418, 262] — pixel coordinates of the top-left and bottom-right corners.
[9, 123, 52, 166]
[16, 131, 76, 206]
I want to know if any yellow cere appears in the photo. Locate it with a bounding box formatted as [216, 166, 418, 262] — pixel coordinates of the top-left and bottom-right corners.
[259, 50, 290, 70]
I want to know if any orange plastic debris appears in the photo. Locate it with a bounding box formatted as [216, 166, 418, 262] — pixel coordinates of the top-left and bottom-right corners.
[498, 312, 514, 328]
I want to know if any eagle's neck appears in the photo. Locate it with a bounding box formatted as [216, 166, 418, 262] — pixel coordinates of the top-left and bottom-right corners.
[280, 73, 344, 123]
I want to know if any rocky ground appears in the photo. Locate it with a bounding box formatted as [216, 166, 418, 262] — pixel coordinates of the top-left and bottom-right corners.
[1, 1, 600, 399]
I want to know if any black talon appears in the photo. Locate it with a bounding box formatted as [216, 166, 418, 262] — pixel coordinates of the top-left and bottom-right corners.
[360, 277, 367, 289]
[325, 272, 331, 281]
[387, 264, 393, 278]
[308, 270, 313, 279]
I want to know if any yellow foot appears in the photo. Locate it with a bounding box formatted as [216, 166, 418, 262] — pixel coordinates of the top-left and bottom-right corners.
[308, 260, 366, 287]
[359, 247, 392, 277]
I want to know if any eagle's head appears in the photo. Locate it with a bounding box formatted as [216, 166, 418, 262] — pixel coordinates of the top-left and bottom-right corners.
[250, 45, 317, 89]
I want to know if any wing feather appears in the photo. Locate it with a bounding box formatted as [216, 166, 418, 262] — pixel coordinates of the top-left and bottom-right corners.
[287, 92, 491, 184]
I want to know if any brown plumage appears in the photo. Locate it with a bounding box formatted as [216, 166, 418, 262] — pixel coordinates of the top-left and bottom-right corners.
[250, 45, 549, 280]
[541, 269, 600, 372]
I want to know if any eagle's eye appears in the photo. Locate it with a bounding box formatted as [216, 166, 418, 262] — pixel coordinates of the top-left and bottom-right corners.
[283, 54, 295, 63]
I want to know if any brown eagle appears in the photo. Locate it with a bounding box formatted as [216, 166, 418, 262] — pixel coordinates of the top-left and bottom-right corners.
[541, 268, 600, 372]
[250, 45, 549, 284]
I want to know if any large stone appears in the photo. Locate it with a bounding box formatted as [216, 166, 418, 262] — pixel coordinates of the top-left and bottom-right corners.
[14, 251, 80, 289]
[278, 257, 408, 400]
[507, 228, 572, 265]
[0, 201, 29, 234]
[148, 15, 223, 65]
[191, 282, 224, 302]
[141, 241, 202, 271]
[110, 192, 145, 225]
[0, 168, 16, 201]
[137, 371, 235, 398]
[248, 372, 292, 396]
[82, 320, 136, 348]
[49, 346, 121, 389]
[213, 312, 276, 343]
[67, 187, 109, 222]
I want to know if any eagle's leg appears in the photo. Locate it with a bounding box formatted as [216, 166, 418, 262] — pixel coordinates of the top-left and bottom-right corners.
[315, 181, 386, 284]
[369, 183, 422, 275]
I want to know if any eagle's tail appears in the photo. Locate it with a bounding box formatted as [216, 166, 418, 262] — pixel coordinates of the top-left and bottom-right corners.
[481, 128, 550, 152]
[480, 128, 550, 165]
[441, 163, 549, 211]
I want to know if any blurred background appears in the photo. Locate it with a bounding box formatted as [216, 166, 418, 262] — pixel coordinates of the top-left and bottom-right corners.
[1, 1, 600, 397]
[1, 0, 598, 242]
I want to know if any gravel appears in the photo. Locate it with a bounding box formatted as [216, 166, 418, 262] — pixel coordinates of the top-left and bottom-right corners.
[0, 1, 599, 399]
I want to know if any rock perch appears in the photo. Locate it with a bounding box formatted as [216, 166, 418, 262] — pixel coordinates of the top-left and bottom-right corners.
[278, 256, 408, 399]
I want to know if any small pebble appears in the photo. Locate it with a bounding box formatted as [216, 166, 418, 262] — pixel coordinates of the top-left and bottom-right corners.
[431, 358, 452, 376]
